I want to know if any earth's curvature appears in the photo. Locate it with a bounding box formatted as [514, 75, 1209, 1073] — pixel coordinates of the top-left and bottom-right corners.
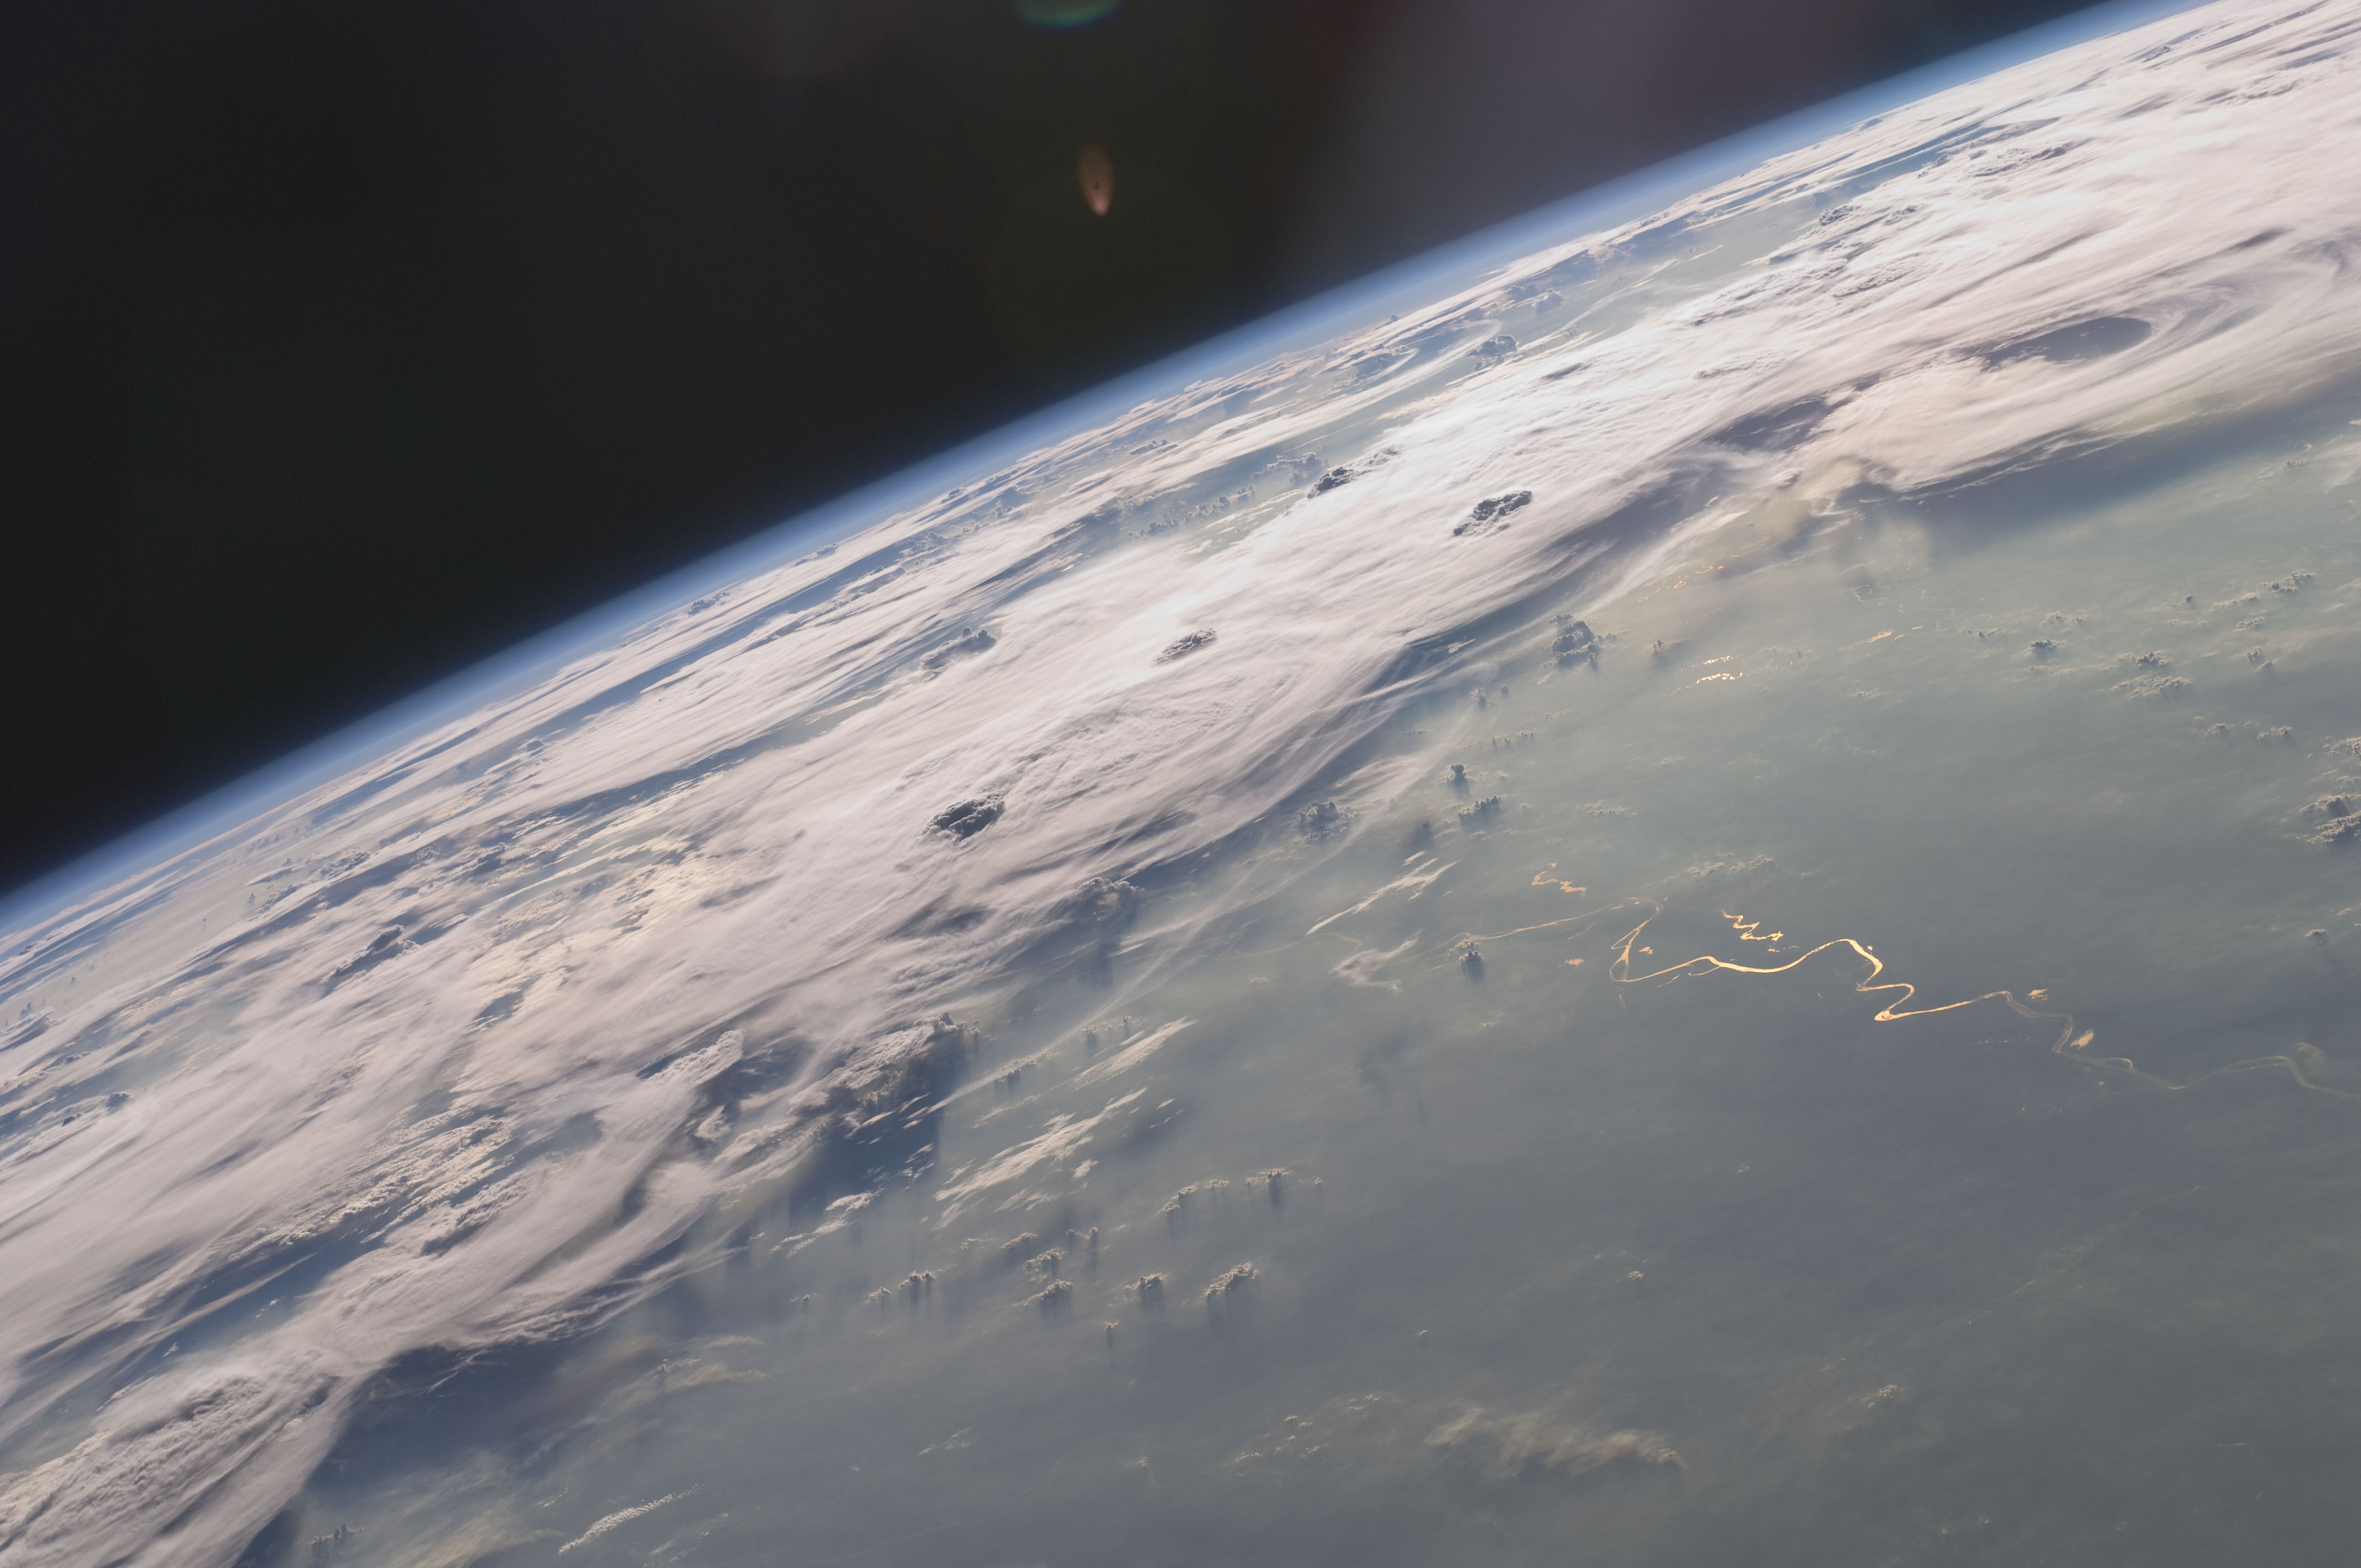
[9, 2, 2361, 1563]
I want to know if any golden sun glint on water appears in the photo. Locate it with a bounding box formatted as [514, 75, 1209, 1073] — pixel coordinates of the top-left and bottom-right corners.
[1611, 911, 2357, 1099]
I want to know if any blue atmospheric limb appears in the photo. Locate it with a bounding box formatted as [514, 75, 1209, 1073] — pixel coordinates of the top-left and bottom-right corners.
[0, 0, 2187, 935]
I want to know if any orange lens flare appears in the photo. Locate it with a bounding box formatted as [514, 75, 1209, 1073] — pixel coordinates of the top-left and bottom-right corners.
[1078, 144, 1113, 215]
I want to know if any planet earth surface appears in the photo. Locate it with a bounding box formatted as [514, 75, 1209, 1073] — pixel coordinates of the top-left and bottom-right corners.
[10, 2, 2361, 1563]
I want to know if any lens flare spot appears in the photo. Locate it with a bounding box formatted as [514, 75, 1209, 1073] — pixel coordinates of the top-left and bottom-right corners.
[1078, 144, 1113, 216]
[1018, 0, 1121, 26]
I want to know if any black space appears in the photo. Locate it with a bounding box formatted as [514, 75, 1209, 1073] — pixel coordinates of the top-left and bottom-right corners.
[1, 0, 2103, 894]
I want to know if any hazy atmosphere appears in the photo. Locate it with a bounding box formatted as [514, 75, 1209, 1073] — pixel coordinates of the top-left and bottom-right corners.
[9, 1, 2361, 1564]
